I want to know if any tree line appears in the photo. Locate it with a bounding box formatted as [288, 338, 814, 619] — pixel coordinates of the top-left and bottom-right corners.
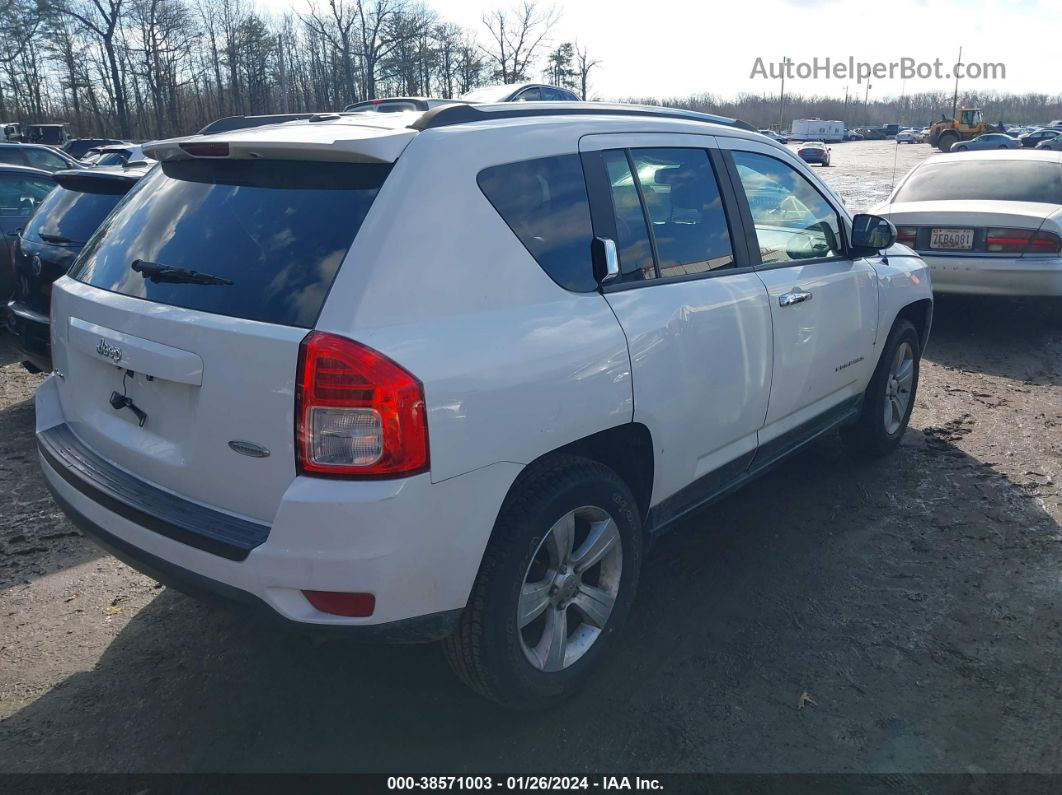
[2, 0, 1059, 143]
[0, 0, 598, 140]
[626, 89, 1062, 131]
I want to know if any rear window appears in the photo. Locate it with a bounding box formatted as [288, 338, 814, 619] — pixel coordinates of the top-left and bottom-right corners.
[94, 151, 131, 166]
[478, 154, 595, 292]
[895, 160, 1062, 204]
[71, 159, 389, 328]
[24, 185, 126, 245]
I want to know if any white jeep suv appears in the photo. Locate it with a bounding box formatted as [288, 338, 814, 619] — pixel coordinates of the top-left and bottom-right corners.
[36, 103, 933, 709]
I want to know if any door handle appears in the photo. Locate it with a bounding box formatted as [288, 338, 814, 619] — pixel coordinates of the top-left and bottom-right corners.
[779, 288, 812, 307]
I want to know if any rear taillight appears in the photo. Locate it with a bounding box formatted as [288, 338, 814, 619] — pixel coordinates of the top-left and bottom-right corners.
[984, 228, 1061, 255]
[985, 227, 1033, 253]
[296, 331, 428, 477]
[1028, 229, 1062, 255]
[896, 226, 918, 247]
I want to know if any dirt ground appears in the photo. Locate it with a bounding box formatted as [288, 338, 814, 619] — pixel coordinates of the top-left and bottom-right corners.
[1, 140, 1061, 774]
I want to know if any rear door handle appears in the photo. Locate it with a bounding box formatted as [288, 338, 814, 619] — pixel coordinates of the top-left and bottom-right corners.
[779, 288, 812, 307]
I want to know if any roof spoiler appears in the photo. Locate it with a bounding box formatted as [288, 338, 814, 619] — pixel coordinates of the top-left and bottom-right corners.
[54, 168, 145, 194]
[197, 113, 318, 135]
[409, 102, 756, 132]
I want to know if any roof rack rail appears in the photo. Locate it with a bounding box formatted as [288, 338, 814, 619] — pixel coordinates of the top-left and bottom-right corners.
[409, 102, 756, 133]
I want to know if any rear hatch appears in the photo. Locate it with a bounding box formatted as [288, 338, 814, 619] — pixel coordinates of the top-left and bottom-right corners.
[16, 168, 142, 316]
[50, 120, 410, 523]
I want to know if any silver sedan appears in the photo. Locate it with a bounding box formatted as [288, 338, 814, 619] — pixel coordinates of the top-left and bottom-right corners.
[951, 133, 1023, 151]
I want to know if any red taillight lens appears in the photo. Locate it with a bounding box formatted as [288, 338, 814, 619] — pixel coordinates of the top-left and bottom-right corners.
[303, 590, 375, 617]
[896, 226, 918, 246]
[179, 142, 229, 157]
[986, 227, 1033, 253]
[1028, 229, 1062, 255]
[296, 331, 428, 477]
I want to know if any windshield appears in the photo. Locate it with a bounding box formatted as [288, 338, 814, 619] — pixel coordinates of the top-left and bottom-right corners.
[894, 160, 1062, 204]
[71, 159, 390, 327]
[460, 85, 514, 103]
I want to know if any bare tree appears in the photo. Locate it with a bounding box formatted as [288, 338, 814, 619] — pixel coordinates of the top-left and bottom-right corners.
[301, 0, 360, 105]
[53, 0, 133, 136]
[574, 40, 598, 100]
[479, 1, 557, 84]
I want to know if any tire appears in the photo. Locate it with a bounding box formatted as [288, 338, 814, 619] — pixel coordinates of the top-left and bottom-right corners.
[937, 132, 958, 152]
[443, 455, 643, 710]
[840, 319, 921, 459]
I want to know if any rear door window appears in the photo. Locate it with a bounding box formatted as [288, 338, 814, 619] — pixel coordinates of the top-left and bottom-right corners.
[477, 154, 596, 292]
[23, 148, 69, 171]
[23, 185, 127, 245]
[0, 149, 26, 166]
[599, 150, 656, 283]
[628, 148, 735, 277]
[70, 159, 390, 328]
[0, 174, 54, 217]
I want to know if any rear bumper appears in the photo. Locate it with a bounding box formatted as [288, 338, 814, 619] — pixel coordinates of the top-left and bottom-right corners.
[920, 254, 1062, 296]
[5, 300, 51, 371]
[35, 375, 522, 637]
[42, 477, 462, 642]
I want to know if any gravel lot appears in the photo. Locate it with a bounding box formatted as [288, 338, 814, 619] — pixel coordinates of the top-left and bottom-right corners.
[1, 140, 1060, 774]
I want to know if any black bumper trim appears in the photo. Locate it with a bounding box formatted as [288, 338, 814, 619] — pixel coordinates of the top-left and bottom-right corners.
[38, 423, 269, 561]
[43, 476, 462, 643]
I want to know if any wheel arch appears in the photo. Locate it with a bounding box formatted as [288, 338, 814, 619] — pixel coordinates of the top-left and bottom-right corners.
[895, 297, 933, 351]
[499, 423, 656, 525]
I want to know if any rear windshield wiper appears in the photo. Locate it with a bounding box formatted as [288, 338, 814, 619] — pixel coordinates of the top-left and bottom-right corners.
[131, 259, 234, 286]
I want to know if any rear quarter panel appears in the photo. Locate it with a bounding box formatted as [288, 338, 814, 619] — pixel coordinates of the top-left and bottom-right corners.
[315, 120, 636, 484]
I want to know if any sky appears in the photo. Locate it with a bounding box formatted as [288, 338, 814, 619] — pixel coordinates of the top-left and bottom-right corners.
[256, 0, 1062, 100]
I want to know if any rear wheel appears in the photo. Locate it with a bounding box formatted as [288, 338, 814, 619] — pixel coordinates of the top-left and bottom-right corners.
[841, 319, 921, 459]
[937, 132, 959, 152]
[443, 456, 643, 710]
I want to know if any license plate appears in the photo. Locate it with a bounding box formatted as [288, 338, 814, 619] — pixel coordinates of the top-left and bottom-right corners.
[930, 228, 974, 250]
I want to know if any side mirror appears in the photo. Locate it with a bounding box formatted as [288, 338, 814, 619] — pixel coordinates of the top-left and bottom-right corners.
[851, 213, 897, 254]
[591, 236, 620, 284]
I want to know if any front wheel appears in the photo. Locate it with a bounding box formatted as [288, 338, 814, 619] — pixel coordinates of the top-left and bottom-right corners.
[840, 319, 921, 459]
[443, 456, 643, 710]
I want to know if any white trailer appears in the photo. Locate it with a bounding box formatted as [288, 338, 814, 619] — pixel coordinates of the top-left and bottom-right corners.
[790, 119, 845, 143]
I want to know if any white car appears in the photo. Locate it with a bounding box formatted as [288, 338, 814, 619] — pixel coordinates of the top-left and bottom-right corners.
[895, 129, 921, 144]
[873, 150, 1062, 296]
[36, 102, 933, 708]
[758, 129, 788, 144]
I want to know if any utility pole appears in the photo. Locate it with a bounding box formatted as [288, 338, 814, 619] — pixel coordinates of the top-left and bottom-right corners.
[843, 85, 849, 122]
[277, 33, 289, 113]
[950, 46, 963, 122]
[864, 82, 872, 126]
[778, 57, 791, 131]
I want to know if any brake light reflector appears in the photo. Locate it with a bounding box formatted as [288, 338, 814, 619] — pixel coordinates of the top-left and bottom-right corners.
[896, 226, 918, 247]
[1028, 230, 1062, 255]
[296, 331, 428, 477]
[179, 142, 229, 157]
[303, 590, 375, 617]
